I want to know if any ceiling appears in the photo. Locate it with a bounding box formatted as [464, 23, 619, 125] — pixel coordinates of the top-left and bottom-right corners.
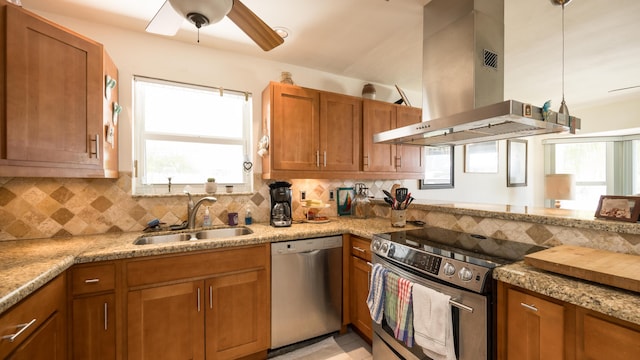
[19, 0, 640, 108]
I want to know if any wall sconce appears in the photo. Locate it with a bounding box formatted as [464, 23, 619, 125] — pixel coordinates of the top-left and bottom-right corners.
[545, 174, 576, 208]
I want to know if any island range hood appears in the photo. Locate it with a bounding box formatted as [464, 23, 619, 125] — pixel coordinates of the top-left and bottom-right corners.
[374, 0, 580, 147]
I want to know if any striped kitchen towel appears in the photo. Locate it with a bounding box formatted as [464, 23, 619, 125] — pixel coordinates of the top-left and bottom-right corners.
[366, 264, 388, 324]
[395, 277, 415, 347]
[384, 271, 400, 331]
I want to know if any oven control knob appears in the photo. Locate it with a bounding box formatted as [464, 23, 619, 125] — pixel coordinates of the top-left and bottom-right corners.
[381, 242, 389, 253]
[443, 262, 456, 276]
[372, 239, 381, 252]
[458, 267, 473, 282]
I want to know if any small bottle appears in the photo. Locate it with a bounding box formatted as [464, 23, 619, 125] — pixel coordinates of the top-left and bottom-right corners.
[203, 206, 212, 227]
[245, 207, 253, 225]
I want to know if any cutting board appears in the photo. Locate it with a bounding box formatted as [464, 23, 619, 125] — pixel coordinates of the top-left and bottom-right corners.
[524, 245, 640, 293]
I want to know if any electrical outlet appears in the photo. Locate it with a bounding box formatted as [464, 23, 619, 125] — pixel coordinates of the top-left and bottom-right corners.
[329, 189, 335, 201]
[300, 190, 306, 201]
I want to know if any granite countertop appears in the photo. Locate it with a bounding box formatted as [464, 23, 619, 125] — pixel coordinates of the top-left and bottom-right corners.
[494, 262, 640, 326]
[0, 217, 406, 315]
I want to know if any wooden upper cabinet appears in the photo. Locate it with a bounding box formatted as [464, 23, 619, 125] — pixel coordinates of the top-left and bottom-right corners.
[396, 106, 424, 173]
[0, 3, 118, 178]
[320, 92, 361, 172]
[363, 99, 424, 176]
[262, 82, 361, 179]
[270, 84, 319, 171]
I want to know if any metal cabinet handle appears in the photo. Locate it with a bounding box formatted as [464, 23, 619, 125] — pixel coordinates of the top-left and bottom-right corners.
[323, 151, 327, 167]
[85, 278, 100, 284]
[104, 303, 108, 330]
[90, 134, 99, 159]
[316, 150, 320, 167]
[395, 156, 402, 169]
[197, 288, 201, 312]
[209, 286, 213, 309]
[2, 319, 36, 343]
[363, 155, 369, 167]
[352, 246, 366, 253]
[520, 302, 538, 312]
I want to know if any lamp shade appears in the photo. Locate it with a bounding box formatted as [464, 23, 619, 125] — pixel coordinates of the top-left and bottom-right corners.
[545, 174, 576, 200]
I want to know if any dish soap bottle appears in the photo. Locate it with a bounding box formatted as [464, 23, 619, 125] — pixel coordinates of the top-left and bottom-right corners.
[245, 207, 253, 225]
[203, 206, 212, 227]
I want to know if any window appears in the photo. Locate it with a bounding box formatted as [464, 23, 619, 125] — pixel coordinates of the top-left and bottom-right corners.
[133, 76, 252, 195]
[544, 132, 640, 210]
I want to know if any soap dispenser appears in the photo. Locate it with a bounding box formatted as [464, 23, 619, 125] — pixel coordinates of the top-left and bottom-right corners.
[203, 206, 212, 227]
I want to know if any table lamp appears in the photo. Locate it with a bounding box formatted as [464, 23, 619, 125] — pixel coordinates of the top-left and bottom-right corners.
[545, 174, 576, 208]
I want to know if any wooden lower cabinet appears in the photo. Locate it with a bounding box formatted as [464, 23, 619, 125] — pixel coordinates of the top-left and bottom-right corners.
[0, 274, 66, 360]
[576, 307, 640, 360]
[125, 245, 270, 360]
[205, 269, 269, 359]
[502, 286, 566, 360]
[348, 235, 372, 343]
[71, 293, 116, 359]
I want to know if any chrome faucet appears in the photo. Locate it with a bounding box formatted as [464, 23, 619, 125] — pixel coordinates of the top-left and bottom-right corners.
[185, 192, 217, 229]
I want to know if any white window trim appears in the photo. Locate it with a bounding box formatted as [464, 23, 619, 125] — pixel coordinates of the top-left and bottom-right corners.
[132, 76, 253, 196]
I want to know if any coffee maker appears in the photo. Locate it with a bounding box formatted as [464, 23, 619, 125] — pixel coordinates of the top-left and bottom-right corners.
[269, 181, 292, 227]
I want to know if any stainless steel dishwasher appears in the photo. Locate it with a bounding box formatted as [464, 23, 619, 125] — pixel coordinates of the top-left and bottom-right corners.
[271, 235, 343, 349]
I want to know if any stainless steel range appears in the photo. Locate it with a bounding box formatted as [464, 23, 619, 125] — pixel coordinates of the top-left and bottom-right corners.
[371, 226, 545, 360]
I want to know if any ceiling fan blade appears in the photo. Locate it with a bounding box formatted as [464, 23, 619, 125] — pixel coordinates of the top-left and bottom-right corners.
[146, 0, 183, 36]
[227, 0, 284, 51]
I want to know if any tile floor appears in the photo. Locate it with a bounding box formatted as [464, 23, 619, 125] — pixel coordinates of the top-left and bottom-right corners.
[268, 330, 372, 360]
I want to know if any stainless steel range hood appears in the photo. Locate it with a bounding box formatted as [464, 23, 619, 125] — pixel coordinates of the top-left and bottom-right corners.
[374, 0, 580, 147]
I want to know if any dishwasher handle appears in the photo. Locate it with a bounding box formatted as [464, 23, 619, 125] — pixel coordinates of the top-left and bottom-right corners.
[299, 249, 321, 256]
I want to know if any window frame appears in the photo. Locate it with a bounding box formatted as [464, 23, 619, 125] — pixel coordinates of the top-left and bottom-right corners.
[132, 76, 253, 195]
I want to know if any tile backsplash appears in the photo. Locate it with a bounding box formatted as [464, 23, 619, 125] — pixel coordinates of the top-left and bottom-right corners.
[0, 174, 401, 241]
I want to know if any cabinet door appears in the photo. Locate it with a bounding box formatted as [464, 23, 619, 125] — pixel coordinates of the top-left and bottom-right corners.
[271, 85, 320, 171]
[396, 106, 424, 173]
[71, 294, 116, 360]
[6, 311, 65, 360]
[363, 100, 396, 172]
[320, 92, 361, 171]
[576, 307, 640, 360]
[127, 281, 205, 360]
[505, 287, 565, 360]
[5, 5, 102, 168]
[205, 269, 269, 360]
[349, 256, 372, 343]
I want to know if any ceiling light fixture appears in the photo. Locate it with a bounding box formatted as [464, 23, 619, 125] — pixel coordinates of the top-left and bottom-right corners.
[273, 27, 290, 39]
[551, 0, 573, 117]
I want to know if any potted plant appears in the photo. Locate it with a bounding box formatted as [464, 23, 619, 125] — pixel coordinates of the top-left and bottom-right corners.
[205, 178, 217, 194]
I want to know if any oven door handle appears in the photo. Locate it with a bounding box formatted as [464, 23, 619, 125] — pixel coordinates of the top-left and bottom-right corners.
[449, 299, 473, 313]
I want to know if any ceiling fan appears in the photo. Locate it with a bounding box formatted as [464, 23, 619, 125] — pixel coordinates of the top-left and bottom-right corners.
[146, 0, 284, 51]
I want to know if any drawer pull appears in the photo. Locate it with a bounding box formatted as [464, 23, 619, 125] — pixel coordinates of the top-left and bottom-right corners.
[84, 278, 100, 284]
[2, 319, 36, 343]
[352, 246, 366, 253]
[520, 302, 538, 312]
[209, 286, 213, 309]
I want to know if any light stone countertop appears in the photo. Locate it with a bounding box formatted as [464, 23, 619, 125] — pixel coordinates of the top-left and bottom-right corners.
[0, 217, 407, 315]
[494, 262, 640, 326]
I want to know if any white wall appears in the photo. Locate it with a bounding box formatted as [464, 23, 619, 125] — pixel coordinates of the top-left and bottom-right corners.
[30, 10, 640, 208]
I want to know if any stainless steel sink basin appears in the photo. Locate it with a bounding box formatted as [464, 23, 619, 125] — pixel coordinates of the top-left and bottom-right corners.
[133, 226, 253, 245]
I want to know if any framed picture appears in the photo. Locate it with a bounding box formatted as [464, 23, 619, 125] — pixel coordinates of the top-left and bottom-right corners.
[464, 141, 498, 173]
[420, 145, 454, 189]
[336, 187, 354, 216]
[507, 139, 528, 187]
[395, 84, 411, 106]
[594, 195, 640, 222]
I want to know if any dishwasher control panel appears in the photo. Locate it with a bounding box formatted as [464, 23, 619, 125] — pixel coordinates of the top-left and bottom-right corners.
[271, 235, 343, 254]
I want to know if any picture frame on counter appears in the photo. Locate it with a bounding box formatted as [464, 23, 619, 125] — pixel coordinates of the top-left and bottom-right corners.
[420, 145, 454, 189]
[464, 141, 498, 173]
[594, 195, 640, 222]
[507, 139, 528, 187]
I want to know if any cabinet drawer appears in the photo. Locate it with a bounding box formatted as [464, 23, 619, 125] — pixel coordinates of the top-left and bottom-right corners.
[126, 245, 269, 288]
[350, 236, 372, 262]
[71, 263, 116, 295]
[0, 274, 66, 359]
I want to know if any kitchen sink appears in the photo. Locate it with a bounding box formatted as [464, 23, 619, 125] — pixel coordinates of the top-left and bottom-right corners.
[134, 226, 253, 245]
